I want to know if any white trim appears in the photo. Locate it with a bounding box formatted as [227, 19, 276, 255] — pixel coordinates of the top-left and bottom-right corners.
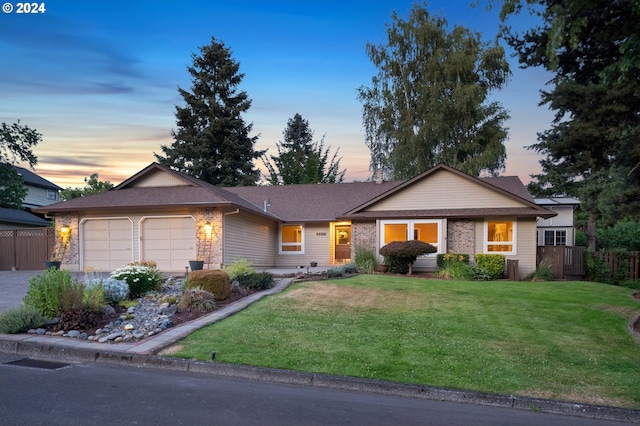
[484, 218, 517, 255]
[379, 219, 443, 255]
[79, 217, 134, 270]
[279, 224, 305, 255]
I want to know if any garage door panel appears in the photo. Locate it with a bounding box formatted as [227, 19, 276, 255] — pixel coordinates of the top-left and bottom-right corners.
[141, 217, 195, 271]
[83, 219, 133, 271]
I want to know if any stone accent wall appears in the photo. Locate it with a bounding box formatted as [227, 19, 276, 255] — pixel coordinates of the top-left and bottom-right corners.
[447, 219, 475, 261]
[351, 221, 377, 259]
[195, 208, 223, 267]
[57, 212, 80, 271]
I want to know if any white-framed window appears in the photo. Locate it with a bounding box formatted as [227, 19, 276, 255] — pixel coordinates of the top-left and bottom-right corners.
[485, 219, 517, 254]
[280, 224, 304, 254]
[46, 190, 57, 200]
[544, 230, 567, 246]
[380, 220, 442, 254]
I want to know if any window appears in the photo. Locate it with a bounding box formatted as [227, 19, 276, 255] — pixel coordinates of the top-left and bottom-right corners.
[46, 190, 57, 200]
[280, 225, 303, 254]
[486, 220, 516, 254]
[381, 220, 441, 253]
[544, 230, 566, 246]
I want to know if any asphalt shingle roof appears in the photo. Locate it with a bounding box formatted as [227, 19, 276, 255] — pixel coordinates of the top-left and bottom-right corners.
[0, 207, 52, 227]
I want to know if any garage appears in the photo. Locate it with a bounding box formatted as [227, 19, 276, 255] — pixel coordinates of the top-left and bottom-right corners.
[141, 216, 195, 271]
[82, 218, 133, 271]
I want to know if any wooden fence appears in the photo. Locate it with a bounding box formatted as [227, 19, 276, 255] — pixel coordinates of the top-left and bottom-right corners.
[596, 250, 640, 281]
[0, 227, 55, 270]
[537, 246, 586, 280]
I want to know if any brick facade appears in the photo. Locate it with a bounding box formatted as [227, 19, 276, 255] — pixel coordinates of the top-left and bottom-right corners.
[351, 221, 377, 259]
[447, 219, 475, 261]
[195, 208, 223, 267]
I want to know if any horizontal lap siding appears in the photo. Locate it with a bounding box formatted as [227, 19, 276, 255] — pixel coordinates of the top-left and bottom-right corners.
[223, 212, 276, 267]
[367, 170, 523, 211]
[275, 223, 331, 268]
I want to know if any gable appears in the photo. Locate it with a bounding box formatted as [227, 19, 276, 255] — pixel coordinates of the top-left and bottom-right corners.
[364, 169, 527, 212]
[126, 169, 194, 188]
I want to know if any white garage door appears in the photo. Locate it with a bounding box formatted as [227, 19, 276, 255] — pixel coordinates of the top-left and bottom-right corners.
[141, 217, 195, 271]
[83, 219, 133, 271]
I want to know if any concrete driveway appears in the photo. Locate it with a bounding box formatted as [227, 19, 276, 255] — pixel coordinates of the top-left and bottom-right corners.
[0, 270, 44, 313]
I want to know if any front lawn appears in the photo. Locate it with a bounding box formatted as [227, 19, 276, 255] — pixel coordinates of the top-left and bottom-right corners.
[168, 275, 640, 408]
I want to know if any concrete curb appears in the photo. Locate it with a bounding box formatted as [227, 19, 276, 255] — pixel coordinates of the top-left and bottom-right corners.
[2, 339, 639, 423]
[2, 276, 640, 423]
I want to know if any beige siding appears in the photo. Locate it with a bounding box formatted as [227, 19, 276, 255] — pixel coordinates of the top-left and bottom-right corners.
[473, 218, 537, 279]
[223, 212, 276, 267]
[366, 170, 525, 211]
[537, 205, 574, 227]
[275, 222, 331, 267]
[132, 170, 191, 188]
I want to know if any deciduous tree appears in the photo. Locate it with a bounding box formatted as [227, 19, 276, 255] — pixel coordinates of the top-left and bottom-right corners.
[155, 37, 263, 186]
[357, 2, 510, 180]
[0, 121, 41, 208]
[60, 173, 114, 201]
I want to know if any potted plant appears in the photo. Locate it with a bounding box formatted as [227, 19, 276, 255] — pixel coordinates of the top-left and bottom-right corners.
[46, 225, 71, 270]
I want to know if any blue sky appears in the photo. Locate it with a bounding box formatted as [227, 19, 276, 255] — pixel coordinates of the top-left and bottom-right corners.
[0, 0, 552, 188]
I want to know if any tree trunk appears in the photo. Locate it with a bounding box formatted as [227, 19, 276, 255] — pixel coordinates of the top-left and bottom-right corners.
[587, 214, 597, 251]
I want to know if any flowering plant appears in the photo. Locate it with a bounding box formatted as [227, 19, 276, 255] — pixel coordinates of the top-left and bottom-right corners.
[110, 263, 162, 298]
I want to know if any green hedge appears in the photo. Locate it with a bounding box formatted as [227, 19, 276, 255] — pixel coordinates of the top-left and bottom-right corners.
[474, 254, 506, 280]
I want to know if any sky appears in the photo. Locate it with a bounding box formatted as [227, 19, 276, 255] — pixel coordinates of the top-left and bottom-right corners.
[0, 0, 553, 189]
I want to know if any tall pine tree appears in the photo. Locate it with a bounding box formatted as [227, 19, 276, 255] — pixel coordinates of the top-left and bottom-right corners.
[262, 114, 345, 185]
[498, 0, 640, 246]
[155, 37, 262, 186]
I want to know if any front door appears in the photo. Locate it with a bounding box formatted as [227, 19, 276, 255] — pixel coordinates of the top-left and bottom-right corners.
[334, 225, 351, 263]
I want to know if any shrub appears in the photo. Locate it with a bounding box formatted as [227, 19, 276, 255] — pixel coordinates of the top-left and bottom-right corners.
[436, 252, 470, 269]
[525, 259, 554, 282]
[236, 271, 274, 290]
[326, 265, 346, 278]
[355, 246, 377, 274]
[179, 289, 216, 313]
[224, 258, 256, 281]
[343, 262, 358, 274]
[380, 240, 437, 274]
[436, 261, 472, 280]
[620, 279, 640, 291]
[24, 269, 87, 317]
[85, 277, 129, 304]
[474, 254, 506, 280]
[468, 265, 491, 281]
[111, 264, 162, 298]
[187, 270, 231, 300]
[0, 306, 47, 334]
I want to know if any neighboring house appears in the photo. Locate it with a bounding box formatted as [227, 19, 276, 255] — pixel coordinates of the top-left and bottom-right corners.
[13, 165, 62, 210]
[534, 197, 581, 246]
[0, 207, 52, 229]
[0, 166, 61, 228]
[35, 163, 556, 278]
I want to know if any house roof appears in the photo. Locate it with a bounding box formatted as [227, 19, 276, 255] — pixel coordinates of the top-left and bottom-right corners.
[0, 207, 52, 227]
[12, 165, 62, 190]
[534, 197, 581, 206]
[341, 164, 556, 220]
[35, 162, 555, 221]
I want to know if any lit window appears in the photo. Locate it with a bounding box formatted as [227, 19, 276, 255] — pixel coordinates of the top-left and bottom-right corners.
[46, 190, 57, 200]
[486, 220, 516, 254]
[381, 220, 441, 253]
[280, 225, 303, 254]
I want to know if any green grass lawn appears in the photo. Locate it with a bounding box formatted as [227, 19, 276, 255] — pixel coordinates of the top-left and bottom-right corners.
[167, 275, 640, 408]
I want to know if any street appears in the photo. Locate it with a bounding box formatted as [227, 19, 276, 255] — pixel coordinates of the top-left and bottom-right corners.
[0, 351, 633, 426]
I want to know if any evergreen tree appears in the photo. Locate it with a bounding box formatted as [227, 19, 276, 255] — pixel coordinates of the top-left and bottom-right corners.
[357, 2, 510, 180]
[262, 114, 345, 185]
[499, 0, 640, 246]
[155, 37, 262, 186]
[0, 121, 41, 209]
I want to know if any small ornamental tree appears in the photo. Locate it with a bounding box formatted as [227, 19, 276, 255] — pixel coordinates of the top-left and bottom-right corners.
[379, 240, 437, 274]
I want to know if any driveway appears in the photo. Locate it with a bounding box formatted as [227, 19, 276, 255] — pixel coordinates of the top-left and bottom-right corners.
[0, 270, 87, 313]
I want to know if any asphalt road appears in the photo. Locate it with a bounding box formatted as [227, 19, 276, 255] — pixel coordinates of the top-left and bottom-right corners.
[0, 351, 634, 426]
